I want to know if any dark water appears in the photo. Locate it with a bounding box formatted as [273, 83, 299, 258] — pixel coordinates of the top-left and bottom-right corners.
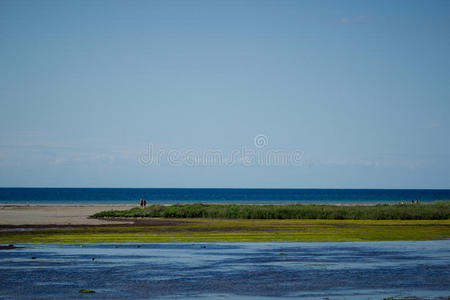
[0, 241, 449, 299]
[1, 188, 450, 204]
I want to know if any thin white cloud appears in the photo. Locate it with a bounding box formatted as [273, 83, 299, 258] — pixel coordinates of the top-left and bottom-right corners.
[318, 157, 433, 170]
[53, 153, 115, 165]
[0, 143, 124, 166]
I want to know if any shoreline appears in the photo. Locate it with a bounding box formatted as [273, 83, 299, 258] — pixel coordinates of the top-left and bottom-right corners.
[0, 201, 412, 207]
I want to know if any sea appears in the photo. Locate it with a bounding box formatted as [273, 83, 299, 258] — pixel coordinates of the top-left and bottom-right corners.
[0, 187, 450, 204]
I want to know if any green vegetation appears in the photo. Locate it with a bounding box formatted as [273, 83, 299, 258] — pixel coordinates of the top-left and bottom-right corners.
[79, 289, 96, 293]
[2, 203, 448, 243]
[92, 202, 450, 220]
[1, 219, 449, 243]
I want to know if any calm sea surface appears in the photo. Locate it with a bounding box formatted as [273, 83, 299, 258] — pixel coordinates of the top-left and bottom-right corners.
[0, 241, 449, 299]
[0, 188, 450, 204]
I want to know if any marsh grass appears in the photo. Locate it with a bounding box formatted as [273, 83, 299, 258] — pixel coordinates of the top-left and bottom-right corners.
[1, 219, 449, 243]
[93, 202, 450, 220]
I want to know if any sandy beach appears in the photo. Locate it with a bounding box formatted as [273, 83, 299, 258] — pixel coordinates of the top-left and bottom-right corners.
[0, 204, 135, 225]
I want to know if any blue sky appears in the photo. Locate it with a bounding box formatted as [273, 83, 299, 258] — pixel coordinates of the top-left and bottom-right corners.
[0, 0, 449, 188]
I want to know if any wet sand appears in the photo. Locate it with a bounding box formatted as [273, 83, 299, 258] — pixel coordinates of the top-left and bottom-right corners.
[0, 204, 135, 225]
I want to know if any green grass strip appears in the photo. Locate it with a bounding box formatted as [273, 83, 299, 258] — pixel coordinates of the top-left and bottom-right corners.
[93, 202, 450, 220]
[1, 219, 449, 243]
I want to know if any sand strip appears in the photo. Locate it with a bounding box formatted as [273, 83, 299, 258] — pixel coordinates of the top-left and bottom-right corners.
[0, 204, 135, 225]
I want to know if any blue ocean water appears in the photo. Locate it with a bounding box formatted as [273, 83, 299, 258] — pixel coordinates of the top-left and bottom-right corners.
[0, 188, 449, 204]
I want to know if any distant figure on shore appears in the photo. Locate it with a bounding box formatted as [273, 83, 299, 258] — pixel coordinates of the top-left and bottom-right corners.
[139, 198, 143, 207]
[143, 199, 147, 207]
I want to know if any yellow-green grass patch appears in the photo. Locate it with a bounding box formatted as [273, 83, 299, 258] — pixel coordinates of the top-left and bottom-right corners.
[1, 219, 449, 243]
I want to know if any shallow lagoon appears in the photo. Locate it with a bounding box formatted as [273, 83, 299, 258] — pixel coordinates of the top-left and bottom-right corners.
[0, 241, 449, 299]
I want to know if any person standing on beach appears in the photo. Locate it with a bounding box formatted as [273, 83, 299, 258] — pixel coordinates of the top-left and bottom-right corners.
[139, 198, 143, 207]
[143, 199, 147, 207]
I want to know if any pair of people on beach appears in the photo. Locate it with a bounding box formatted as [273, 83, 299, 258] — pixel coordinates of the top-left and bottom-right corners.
[139, 198, 147, 207]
